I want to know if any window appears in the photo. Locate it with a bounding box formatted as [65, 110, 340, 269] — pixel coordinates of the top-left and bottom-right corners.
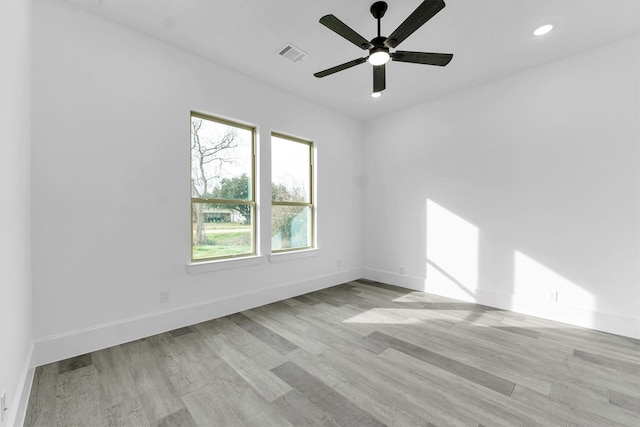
[190, 112, 256, 261]
[271, 133, 314, 252]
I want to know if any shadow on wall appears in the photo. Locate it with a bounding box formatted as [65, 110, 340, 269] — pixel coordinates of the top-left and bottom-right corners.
[423, 198, 596, 331]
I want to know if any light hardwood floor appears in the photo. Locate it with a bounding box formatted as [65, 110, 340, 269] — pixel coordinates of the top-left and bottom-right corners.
[25, 280, 640, 426]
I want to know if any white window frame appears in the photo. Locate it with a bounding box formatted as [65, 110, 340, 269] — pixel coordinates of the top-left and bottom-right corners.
[271, 132, 315, 254]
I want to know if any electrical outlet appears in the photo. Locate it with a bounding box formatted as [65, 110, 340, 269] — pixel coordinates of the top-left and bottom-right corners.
[160, 290, 170, 304]
[547, 290, 558, 302]
[399, 266, 405, 275]
[337, 259, 342, 268]
[1, 391, 7, 423]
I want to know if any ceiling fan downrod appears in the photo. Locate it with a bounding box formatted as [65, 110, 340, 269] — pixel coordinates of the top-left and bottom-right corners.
[370, 1, 388, 38]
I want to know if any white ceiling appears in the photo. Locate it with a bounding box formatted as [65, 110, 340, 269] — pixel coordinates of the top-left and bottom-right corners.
[64, 0, 639, 121]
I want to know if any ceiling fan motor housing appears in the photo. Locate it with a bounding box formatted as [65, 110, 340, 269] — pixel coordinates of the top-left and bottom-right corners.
[371, 36, 387, 49]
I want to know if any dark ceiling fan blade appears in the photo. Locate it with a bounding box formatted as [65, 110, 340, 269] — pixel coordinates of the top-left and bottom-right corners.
[314, 57, 368, 78]
[373, 64, 386, 92]
[320, 15, 374, 50]
[385, 0, 445, 48]
[391, 51, 453, 66]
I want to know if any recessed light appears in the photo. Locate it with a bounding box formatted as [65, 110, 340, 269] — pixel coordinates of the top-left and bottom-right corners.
[533, 24, 553, 36]
[371, 92, 382, 98]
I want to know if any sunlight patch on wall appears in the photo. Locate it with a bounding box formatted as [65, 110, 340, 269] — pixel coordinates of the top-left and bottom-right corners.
[426, 199, 479, 299]
[514, 251, 595, 325]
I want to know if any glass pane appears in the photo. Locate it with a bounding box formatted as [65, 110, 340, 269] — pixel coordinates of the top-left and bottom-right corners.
[271, 136, 310, 203]
[191, 115, 253, 200]
[271, 205, 311, 251]
[192, 202, 254, 259]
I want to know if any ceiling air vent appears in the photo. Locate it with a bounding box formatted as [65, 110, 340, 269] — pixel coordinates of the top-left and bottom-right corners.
[277, 43, 308, 63]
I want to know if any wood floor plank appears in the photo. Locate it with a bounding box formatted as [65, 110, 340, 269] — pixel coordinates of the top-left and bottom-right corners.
[573, 348, 640, 375]
[549, 382, 640, 426]
[120, 339, 185, 425]
[502, 315, 640, 359]
[24, 363, 58, 427]
[272, 390, 341, 427]
[296, 300, 380, 337]
[378, 347, 541, 427]
[222, 380, 296, 427]
[243, 307, 330, 355]
[227, 312, 299, 355]
[319, 348, 477, 427]
[289, 305, 390, 354]
[542, 351, 640, 399]
[272, 358, 395, 427]
[293, 294, 321, 306]
[365, 330, 517, 396]
[199, 331, 292, 402]
[393, 325, 554, 395]
[102, 401, 150, 427]
[149, 332, 224, 396]
[196, 359, 294, 427]
[57, 353, 92, 374]
[216, 316, 289, 370]
[182, 384, 245, 426]
[387, 347, 536, 427]
[453, 322, 572, 363]
[512, 384, 632, 427]
[54, 365, 101, 426]
[492, 325, 541, 339]
[92, 346, 134, 407]
[609, 389, 640, 414]
[92, 345, 150, 426]
[25, 280, 640, 427]
[152, 407, 197, 427]
[288, 348, 428, 427]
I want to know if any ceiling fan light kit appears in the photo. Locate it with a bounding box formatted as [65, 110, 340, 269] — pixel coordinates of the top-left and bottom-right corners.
[314, 0, 453, 96]
[369, 48, 390, 66]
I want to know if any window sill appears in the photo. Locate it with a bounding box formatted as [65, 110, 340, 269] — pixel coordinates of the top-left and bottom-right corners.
[269, 248, 318, 263]
[187, 255, 265, 274]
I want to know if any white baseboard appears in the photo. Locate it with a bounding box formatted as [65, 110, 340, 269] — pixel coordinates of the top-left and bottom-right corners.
[6, 342, 35, 427]
[33, 268, 362, 366]
[362, 267, 640, 340]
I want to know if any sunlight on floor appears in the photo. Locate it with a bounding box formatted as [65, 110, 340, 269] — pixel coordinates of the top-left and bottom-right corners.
[391, 292, 432, 303]
[342, 308, 424, 325]
[342, 307, 477, 325]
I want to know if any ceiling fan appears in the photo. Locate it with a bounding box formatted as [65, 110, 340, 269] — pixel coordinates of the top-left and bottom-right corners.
[314, 0, 453, 95]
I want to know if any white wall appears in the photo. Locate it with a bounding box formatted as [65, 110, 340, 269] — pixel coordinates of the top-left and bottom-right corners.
[363, 36, 640, 338]
[27, 0, 639, 374]
[0, 0, 33, 425]
[31, 0, 363, 364]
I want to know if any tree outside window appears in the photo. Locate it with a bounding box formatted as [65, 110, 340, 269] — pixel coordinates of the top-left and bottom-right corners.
[191, 112, 255, 261]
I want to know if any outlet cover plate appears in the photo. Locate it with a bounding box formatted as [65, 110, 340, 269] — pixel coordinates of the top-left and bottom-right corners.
[160, 290, 170, 304]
